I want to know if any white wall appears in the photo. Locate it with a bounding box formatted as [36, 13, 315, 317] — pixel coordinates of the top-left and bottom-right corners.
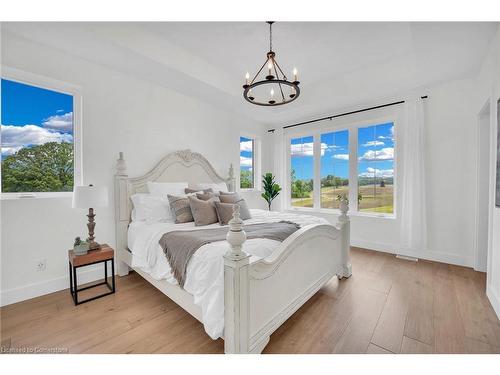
[0, 32, 268, 305]
[476, 26, 500, 319]
[269, 77, 479, 267]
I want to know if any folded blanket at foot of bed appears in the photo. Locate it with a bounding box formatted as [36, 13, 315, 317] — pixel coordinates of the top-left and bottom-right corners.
[159, 221, 300, 287]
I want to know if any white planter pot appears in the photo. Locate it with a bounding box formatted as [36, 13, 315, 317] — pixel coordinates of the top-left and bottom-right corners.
[74, 243, 90, 255]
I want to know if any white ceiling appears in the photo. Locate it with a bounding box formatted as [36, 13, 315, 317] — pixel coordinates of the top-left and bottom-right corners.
[2, 22, 498, 126]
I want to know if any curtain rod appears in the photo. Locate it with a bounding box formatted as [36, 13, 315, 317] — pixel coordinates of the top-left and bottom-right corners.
[267, 95, 428, 133]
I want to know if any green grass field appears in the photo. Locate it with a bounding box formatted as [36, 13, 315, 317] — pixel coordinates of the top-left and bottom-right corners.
[291, 184, 394, 214]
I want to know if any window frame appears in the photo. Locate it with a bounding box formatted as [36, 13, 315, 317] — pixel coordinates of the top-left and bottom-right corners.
[239, 133, 261, 191]
[285, 114, 397, 218]
[1, 66, 83, 199]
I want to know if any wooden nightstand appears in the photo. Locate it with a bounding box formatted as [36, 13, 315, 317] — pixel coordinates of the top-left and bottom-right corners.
[68, 244, 115, 305]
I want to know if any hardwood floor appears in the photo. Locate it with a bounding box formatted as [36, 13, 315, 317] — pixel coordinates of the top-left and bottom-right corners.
[1, 247, 500, 354]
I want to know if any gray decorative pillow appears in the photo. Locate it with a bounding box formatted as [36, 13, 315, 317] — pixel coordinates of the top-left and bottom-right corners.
[218, 193, 252, 220]
[214, 202, 237, 226]
[196, 191, 218, 201]
[167, 194, 194, 223]
[185, 187, 213, 195]
[188, 195, 220, 226]
[219, 191, 235, 195]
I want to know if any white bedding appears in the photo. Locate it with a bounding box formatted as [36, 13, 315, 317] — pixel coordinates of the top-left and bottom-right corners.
[128, 209, 329, 339]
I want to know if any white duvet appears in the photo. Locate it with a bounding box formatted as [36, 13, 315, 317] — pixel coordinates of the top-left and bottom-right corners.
[128, 209, 329, 339]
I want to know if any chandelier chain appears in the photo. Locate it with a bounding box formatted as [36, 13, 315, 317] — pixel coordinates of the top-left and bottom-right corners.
[270, 22, 272, 51]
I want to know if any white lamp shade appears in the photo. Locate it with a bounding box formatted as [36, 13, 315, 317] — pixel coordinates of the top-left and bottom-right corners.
[72, 185, 109, 209]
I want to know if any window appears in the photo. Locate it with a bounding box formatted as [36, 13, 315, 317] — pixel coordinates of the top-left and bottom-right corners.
[1, 77, 76, 194]
[357, 122, 394, 214]
[240, 136, 254, 189]
[290, 135, 314, 208]
[286, 120, 396, 216]
[320, 130, 349, 209]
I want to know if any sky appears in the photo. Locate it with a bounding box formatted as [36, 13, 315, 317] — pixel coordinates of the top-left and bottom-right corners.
[240, 136, 253, 171]
[291, 122, 394, 181]
[1, 78, 73, 159]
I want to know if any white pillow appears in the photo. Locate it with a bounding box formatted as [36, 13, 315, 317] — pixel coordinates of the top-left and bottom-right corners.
[147, 181, 188, 197]
[131, 193, 172, 224]
[190, 182, 228, 193]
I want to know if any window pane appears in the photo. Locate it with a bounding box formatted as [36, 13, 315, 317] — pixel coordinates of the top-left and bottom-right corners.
[1, 79, 74, 192]
[240, 136, 254, 188]
[320, 130, 349, 209]
[357, 122, 394, 214]
[290, 135, 314, 208]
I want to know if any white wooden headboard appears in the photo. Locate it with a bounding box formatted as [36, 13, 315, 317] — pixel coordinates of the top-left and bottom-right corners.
[114, 149, 235, 262]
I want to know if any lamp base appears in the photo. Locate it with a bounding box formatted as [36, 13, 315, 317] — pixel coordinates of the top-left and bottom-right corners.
[88, 241, 101, 250]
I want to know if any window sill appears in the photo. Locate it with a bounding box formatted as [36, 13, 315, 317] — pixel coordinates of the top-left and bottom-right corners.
[286, 206, 396, 220]
[1, 192, 73, 200]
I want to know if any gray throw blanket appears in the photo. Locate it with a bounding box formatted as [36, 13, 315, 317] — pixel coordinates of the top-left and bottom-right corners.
[159, 221, 300, 287]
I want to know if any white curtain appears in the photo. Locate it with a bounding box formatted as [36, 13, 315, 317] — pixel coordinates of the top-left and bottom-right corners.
[272, 128, 285, 211]
[400, 98, 427, 253]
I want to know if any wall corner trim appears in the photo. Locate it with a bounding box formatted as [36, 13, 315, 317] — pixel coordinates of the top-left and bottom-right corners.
[486, 284, 500, 320]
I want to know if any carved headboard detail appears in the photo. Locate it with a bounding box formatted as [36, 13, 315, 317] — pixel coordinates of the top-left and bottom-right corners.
[114, 149, 235, 255]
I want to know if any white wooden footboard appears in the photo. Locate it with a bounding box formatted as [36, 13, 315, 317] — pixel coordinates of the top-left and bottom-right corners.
[223, 207, 351, 354]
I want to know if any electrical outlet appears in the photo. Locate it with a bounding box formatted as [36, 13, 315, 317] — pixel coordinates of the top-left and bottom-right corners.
[36, 259, 46, 272]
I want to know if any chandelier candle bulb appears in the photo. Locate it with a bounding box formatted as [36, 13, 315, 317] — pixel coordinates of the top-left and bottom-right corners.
[269, 88, 276, 104]
[293, 68, 298, 81]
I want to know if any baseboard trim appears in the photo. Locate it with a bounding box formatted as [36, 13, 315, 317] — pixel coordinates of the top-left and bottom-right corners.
[486, 284, 500, 320]
[396, 254, 418, 262]
[0, 267, 105, 307]
[350, 239, 473, 267]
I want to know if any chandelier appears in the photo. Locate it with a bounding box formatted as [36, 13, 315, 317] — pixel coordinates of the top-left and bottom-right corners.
[243, 21, 300, 106]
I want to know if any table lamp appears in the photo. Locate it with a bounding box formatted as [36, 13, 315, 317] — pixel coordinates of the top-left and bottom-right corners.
[72, 184, 109, 250]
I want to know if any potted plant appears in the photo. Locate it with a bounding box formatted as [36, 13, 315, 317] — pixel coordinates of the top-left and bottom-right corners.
[261, 173, 281, 211]
[336, 193, 349, 214]
[73, 237, 90, 255]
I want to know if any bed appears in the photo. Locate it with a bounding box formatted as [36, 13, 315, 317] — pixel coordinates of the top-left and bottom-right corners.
[114, 149, 352, 353]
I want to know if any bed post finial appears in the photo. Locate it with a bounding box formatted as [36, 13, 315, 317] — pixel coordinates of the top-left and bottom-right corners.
[224, 204, 250, 353]
[227, 163, 236, 192]
[225, 205, 247, 259]
[116, 152, 128, 176]
[337, 200, 352, 279]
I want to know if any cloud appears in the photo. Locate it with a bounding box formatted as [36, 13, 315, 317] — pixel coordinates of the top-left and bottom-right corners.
[240, 140, 253, 152]
[377, 125, 395, 141]
[42, 112, 73, 132]
[291, 142, 328, 157]
[359, 147, 394, 161]
[1, 146, 23, 156]
[322, 144, 342, 153]
[240, 155, 253, 168]
[363, 140, 385, 147]
[1, 124, 73, 156]
[359, 167, 394, 178]
[333, 154, 349, 160]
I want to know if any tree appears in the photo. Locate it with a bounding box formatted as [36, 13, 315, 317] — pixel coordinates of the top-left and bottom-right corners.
[261, 173, 281, 210]
[240, 169, 253, 188]
[1, 142, 74, 192]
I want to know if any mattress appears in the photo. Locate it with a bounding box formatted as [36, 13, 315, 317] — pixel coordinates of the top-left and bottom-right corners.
[127, 209, 329, 339]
